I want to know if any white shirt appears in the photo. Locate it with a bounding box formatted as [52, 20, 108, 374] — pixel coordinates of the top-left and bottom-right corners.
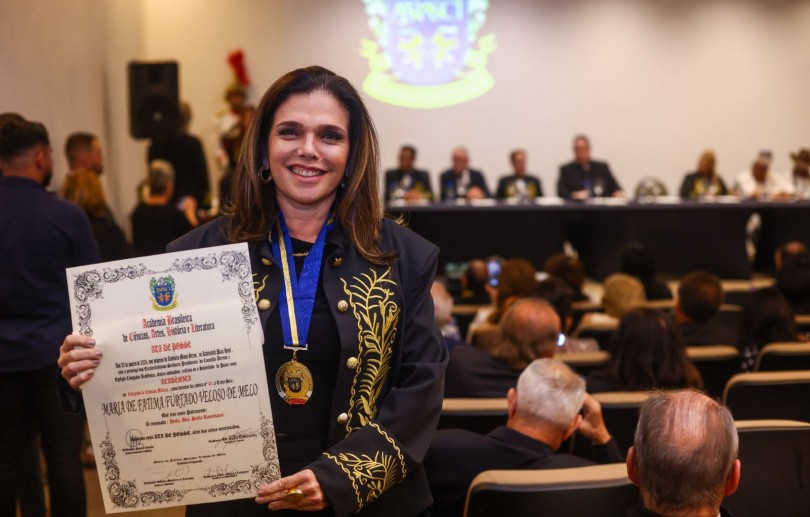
[733, 169, 794, 198]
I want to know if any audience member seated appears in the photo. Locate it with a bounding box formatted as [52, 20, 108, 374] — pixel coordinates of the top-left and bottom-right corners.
[454, 258, 491, 305]
[445, 299, 559, 398]
[586, 309, 703, 393]
[619, 243, 672, 301]
[431, 281, 464, 351]
[427, 358, 623, 517]
[467, 258, 537, 344]
[733, 150, 794, 200]
[439, 147, 490, 201]
[61, 168, 131, 261]
[495, 149, 542, 201]
[574, 273, 646, 334]
[219, 104, 255, 211]
[557, 134, 623, 200]
[775, 244, 810, 314]
[626, 390, 740, 517]
[534, 277, 598, 353]
[679, 150, 729, 199]
[737, 287, 800, 371]
[148, 101, 211, 209]
[544, 253, 590, 302]
[131, 160, 196, 257]
[675, 271, 737, 346]
[384, 144, 433, 203]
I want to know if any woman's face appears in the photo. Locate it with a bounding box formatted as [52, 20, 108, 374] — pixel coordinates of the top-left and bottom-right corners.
[267, 90, 350, 213]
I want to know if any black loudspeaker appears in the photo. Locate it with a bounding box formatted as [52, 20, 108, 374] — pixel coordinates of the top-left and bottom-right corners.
[128, 61, 179, 139]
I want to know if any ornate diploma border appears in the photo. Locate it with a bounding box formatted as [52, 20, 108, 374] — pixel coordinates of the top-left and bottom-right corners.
[70, 249, 280, 508]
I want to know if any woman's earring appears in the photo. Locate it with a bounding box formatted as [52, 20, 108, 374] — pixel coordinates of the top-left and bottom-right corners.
[258, 166, 272, 184]
[340, 175, 348, 190]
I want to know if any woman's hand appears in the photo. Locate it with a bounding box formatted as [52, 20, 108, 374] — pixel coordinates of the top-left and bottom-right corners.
[255, 469, 328, 511]
[58, 334, 102, 390]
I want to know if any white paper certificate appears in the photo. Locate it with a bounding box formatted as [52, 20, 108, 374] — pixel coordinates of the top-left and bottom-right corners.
[66, 243, 279, 513]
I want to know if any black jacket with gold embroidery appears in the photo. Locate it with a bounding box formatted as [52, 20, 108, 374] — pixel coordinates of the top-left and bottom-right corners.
[167, 216, 448, 516]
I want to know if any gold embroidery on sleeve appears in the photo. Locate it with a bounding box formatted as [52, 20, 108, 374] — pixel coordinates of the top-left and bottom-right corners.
[341, 268, 400, 431]
[324, 450, 398, 505]
[369, 422, 406, 480]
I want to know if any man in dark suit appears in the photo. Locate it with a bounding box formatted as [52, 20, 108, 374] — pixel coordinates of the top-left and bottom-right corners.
[675, 271, 737, 346]
[426, 358, 623, 516]
[383, 144, 433, 203]
[495, 148, 543, 201]
[626, 390, 740, 517]
[557, 134, 623, 199]
[439, 147, 490, 201]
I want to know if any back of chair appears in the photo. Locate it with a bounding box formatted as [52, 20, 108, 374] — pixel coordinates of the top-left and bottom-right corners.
[723, 371, 810, 421]
[594, 392, 650, 455]
[796, 314, 810, 334]
[559, 350, 611, 377]
[712, 304, 743, 328]
[465, 463, 638, 517]
[686, 345, 741, 399]
[439, 398, 508, 434]
[573, 318, 618, 350]
[754, 342, 810, 372]
[725, 420, 810, 517]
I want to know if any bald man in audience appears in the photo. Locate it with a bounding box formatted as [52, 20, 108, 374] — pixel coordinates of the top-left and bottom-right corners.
[444, 298, 561, 397]
[426, 358, 622, 517]
[675, 271, 737, 346]
[626, 390, 740, 517]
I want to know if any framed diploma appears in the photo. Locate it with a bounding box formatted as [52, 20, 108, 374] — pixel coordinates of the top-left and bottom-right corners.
[66, 244, 280, 513]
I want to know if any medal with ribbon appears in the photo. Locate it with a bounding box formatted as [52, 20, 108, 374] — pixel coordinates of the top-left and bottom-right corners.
[271, 211, 333, 405]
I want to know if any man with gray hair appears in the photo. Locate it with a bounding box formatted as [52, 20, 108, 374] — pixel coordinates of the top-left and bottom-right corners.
[626, 390, 741, 517]
[426, 358, 622, 516]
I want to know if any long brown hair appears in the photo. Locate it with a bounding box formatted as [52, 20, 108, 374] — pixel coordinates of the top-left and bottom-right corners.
[226, 66, 394, 264]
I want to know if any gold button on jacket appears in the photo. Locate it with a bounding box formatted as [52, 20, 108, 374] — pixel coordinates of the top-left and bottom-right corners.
[336, 412, 349, 424]
[346, 357, 359, 369]
[257, 299, 272, 311]
[337, 300, 349, 312]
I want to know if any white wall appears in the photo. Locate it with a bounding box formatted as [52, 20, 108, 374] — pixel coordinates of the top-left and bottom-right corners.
[3, 0, 810, 226]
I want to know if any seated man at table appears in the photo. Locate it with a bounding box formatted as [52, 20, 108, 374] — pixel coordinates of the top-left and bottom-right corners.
[383, 144, 433, 203]
[495, 149, 543, 201]
[439, 146, 490, 201]
[426, 358, 623, 517]
[626, 390, 740, 517]
[557, 134, 623, 200]
[733, 150, 794, 200]
[675, 271, 737, 346]
[444, 298, 560, 397]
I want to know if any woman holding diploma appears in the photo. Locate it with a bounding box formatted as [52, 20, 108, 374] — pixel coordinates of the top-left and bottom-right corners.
[59, 66, 448, 516]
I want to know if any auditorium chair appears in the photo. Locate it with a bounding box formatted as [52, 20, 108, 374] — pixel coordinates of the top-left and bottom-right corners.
[439, 398, 507, 435]
[570, 300, 602, 333]
[453, 304, 486, 339]
[559, 350, 611, 377]
[724, 420, 810, 517]
[686, 345, 741, 399]
[754, 342, 810, 371]
[722, 371, 810, 421]
[572, 317, 617, 350]
[712, 303, 743, 328]
[796, 314, 810, 334]
[464, 463, 638, 517]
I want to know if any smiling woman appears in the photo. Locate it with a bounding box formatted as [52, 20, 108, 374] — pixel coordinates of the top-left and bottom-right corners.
[58, 66, 448, 517]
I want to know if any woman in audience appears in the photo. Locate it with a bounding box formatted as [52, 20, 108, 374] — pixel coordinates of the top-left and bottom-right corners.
[573, 273, 646, 339]
[679, 149, 729, 199]
[544, 253, 589, 302]
[533, 277, 598, 353]
[466, 258, 537, 345]
[738, 287, 801, 371]
[587, 308, 703, 393]
[61, 168, 131, 261]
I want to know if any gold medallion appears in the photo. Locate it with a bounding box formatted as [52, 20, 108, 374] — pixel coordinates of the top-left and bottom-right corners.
[275, 359, 313, 405]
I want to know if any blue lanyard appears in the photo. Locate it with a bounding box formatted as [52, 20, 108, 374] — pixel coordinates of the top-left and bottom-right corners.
[271, 211, 333, 351]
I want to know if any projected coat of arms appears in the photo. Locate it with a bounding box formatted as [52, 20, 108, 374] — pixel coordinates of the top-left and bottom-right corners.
[361, 0, 496, 108]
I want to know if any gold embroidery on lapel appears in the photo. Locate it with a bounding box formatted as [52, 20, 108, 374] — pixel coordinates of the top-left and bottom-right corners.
[253, 273, 268, 301]
[341, 268, 400, 431]
[324, 450, 397, 506]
